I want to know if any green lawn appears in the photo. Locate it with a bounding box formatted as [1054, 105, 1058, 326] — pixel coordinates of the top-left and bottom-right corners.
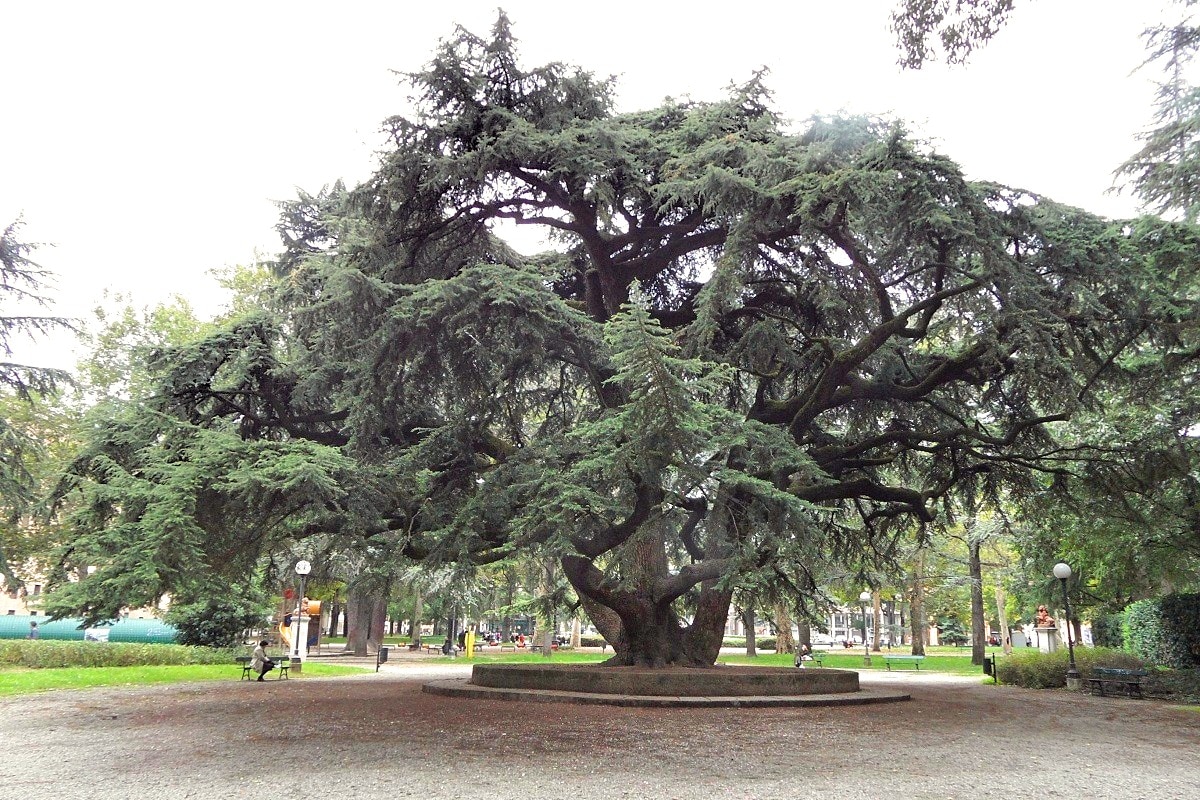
[719, 645, 1001, 675]
[0, 646, 1002, 696]
[420, 644, 999, 676]
[0, 662, 368, 697]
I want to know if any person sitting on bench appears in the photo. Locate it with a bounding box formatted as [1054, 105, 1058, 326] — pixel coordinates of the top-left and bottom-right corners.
[251, 640, 275, 682]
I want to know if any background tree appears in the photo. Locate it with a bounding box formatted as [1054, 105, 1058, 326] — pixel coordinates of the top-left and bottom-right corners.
[891, 0, 1016, 68]
[893, 1, 1200, 224]
[0, 219, 74, 589]
[0, 220, 73, 400]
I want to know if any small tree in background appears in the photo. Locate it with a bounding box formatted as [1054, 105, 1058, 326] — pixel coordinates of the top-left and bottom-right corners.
[165, 588, 271, 649]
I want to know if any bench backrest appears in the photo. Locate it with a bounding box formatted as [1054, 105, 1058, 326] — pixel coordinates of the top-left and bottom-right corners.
[1092, 667, 1147, 677]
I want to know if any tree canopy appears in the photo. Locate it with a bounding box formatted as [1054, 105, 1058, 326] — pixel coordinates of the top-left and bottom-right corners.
[0, 219, 74, 589]
[46, 15, 1200, 663]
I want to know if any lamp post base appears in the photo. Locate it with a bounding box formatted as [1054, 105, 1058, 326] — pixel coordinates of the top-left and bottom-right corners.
[290, 657, 303, 675]
[1066, 668, 1081, 691]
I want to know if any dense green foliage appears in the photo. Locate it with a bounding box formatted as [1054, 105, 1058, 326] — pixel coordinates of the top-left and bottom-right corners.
[44, 15, 1200, 666]
[0, 640, 235, 669]
[1123, 594, 1200, 668]
[164, 592, 272, 648]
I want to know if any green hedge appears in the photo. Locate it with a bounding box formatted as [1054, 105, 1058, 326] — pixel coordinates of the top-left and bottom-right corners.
[994, 647, 1144, 689]
[1124, 594, 1200, 669]
[0, 640, 238, 669]
[1144, 668, 1200, 704]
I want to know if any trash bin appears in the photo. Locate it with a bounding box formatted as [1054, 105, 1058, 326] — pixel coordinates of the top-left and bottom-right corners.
[379, 646, 390, 663]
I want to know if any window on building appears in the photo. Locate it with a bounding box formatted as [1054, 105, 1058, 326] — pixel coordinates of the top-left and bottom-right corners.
[6, 610, 14, 615]
[32, 584, 42, 595]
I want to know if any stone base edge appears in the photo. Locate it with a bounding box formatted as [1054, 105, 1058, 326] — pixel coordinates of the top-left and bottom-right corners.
[421, 678, 910, 708]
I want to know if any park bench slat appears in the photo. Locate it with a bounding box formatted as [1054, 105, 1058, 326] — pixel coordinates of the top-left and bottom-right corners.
[883, 655, 925, 671]
[1086, 668, 1146, 699]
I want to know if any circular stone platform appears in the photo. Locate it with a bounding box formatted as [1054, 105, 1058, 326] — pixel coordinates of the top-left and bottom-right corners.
[422, 663, 910, 708]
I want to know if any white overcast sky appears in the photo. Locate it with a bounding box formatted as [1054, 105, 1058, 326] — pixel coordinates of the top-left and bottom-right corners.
[0, 1, 1171, 368]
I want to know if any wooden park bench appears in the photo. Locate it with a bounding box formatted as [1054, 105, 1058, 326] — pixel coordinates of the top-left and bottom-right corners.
[499, 643, 516, 652]
[1086, 667, 1147, 698]
[793, 650, 827, 667]
[883, 655, 925, 671]
[237, 656, 290, 680]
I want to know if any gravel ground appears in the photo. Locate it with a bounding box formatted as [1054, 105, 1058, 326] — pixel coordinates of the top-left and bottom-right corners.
[2, 660, 1197, 799]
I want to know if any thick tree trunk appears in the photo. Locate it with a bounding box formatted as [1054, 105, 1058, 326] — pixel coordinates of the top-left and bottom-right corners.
[501, 571, 516, 641]
[969, 538, 985, 666]
[326, 600, 342, 638]
[568, 562, 730, 667]
[773, 603, 795, 654]
[345, 586, 389, 656]
[743, 604, 757, 657]
[909, 550, 927, 656]
[408, 586, 423, 645]
[796, 616, 811, 650]
[369, 597, 387, 647]
[560, 509, 733, 668]
[345, 587, 373, 656]
[570, 616, 581, 649]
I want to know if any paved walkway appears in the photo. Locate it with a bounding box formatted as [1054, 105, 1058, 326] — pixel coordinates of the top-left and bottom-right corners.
[2, 660, 1197, 799]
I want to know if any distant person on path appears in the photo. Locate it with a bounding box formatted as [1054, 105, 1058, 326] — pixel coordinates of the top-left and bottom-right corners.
[28, 621, 39, 639]
[250, 640, 274, 681]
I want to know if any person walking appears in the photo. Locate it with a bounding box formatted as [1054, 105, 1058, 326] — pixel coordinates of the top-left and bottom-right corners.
[28, 621, 39, 640]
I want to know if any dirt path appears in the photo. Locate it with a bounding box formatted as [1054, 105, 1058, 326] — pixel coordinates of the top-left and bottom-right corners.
[1, 663, 1196, 799]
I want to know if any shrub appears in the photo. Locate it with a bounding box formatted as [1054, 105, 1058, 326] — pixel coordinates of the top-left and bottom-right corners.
[1144, 668, 1200, 704]
[995, 647, 1145, 689]
[0, 640, 237, 669]
[165, 596, 269, 649]
[1091, 611, 1125, 649]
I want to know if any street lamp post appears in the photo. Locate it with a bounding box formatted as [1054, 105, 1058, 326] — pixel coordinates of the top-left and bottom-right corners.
[292, 560, 311, 671]
[859, 590, 872, 666]
[1052, 562, 1080, 689]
